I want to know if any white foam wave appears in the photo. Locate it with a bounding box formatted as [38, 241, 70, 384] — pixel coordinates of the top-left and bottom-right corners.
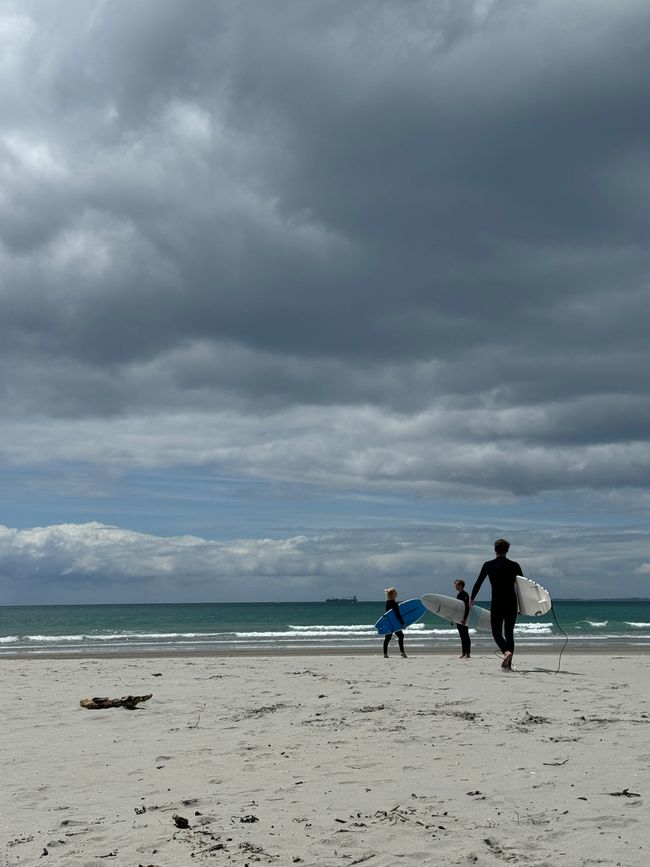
[1, 631, 232, 643]
[289, 624, 375, 632]
[289, 623, 427, 631]
[514, 623, 553, 634]
[235, 628, 449, 639]
[18, 634, 87, 642]
[625, 622, 650, 628]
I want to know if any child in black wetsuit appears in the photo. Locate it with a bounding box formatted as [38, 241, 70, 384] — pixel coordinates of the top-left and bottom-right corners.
[383, 587, 407, 658]
[454, 578, 471, 659]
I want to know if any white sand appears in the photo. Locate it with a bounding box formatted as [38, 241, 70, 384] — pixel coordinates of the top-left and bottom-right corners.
[1, 651, 648, 866]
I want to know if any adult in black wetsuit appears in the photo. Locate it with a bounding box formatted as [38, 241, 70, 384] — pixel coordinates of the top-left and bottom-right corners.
[469, 539, 522, 669]
[454, 579, 471, 659]
[383, 586, 407, 658]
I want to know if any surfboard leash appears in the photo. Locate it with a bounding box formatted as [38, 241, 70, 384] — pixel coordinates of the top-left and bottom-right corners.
[550, 605, 569, 673]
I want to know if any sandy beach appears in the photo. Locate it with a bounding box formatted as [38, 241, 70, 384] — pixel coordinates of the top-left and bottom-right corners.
[2, 650, 648, 866]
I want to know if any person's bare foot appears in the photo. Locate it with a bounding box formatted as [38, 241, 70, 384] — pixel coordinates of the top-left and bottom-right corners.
[501, 651, 513, 669]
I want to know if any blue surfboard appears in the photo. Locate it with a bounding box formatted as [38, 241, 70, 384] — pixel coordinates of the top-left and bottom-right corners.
[374, 598, 426, 635]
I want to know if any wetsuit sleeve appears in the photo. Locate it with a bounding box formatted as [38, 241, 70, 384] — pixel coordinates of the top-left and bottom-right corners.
[470, 563, 489, 601]
[459, 590, 470, 620]
[388, 598, 406, 626]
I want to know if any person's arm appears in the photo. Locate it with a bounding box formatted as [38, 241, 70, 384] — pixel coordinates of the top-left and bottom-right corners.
[461, 590, 470, 622]
[470, 563, 488, 603]
[390, 598, 406, 626]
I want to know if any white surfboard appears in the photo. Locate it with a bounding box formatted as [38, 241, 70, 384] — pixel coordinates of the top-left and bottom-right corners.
[421, 593, 492, 631]
[515, 575, 552, 616]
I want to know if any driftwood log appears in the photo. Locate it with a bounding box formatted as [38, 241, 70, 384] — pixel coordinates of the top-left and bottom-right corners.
[80, 694, 153, 710]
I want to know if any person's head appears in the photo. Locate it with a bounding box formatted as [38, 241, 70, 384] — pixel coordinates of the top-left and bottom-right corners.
[385, 586, 398, 601]
[494, 538, 510, 555]
[454, 578, 465, 591]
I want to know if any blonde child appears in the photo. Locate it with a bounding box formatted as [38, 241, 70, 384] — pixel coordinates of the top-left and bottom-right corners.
[383, 587, 407, 658]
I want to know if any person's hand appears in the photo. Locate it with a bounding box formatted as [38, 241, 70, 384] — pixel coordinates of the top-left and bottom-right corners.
[460, 619, 467, 626]
[468, 599, 474, 608]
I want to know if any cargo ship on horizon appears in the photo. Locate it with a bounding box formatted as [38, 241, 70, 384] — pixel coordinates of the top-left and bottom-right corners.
[325, 595, 358, 603]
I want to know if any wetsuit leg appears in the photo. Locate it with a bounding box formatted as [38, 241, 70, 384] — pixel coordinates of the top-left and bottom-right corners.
[490, 608, 508, 654]
[383, 633, 392, 655]
[396, 630, 405, 653]
[457, 624, 471, 655]
[491, 601, 517, 654]
[503, 605, 517, 654]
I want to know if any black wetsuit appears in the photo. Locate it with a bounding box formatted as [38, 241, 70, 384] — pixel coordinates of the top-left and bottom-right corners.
[456, 589, 471, 656]
[471, 555, 522, 655]
[383, 599, 405, 655]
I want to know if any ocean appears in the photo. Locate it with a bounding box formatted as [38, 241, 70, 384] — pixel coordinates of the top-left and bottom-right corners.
[1, 599, 649, 656]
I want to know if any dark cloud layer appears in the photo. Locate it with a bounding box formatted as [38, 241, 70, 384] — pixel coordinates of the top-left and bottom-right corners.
[1, 2, 649, 601]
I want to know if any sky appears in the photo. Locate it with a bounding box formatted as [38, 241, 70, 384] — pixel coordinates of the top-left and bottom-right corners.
[1, 0, 649, 604]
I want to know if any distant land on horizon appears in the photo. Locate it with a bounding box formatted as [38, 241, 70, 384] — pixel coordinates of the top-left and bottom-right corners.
[548, 597, 650, 603]
[358, 598, 650, 604]
[328, 597, 650, 604]
[3, 596, 650, 608]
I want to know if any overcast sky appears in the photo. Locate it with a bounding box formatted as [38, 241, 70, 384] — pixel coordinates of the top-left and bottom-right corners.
[1, 0, 649, 604]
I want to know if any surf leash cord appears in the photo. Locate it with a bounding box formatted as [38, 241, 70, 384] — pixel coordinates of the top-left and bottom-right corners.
[550, 605, 569, 673]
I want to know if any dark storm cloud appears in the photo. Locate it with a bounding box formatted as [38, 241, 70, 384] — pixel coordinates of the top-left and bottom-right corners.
[1, 0, 650, 499]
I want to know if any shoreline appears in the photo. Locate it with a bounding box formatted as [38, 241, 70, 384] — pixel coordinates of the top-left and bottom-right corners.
[1, 642, 649, 660]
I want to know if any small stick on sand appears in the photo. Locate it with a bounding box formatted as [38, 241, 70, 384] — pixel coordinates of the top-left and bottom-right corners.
[80, 694, 153, 710]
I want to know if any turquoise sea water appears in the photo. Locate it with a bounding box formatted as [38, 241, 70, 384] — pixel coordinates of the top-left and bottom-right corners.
[1, 599, 649, 655]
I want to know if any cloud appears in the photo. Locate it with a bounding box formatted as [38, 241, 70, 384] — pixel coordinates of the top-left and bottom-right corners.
[2, 401, 650, 502]
[0, 2, 649, 601]
[1, 521, 648, 604]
